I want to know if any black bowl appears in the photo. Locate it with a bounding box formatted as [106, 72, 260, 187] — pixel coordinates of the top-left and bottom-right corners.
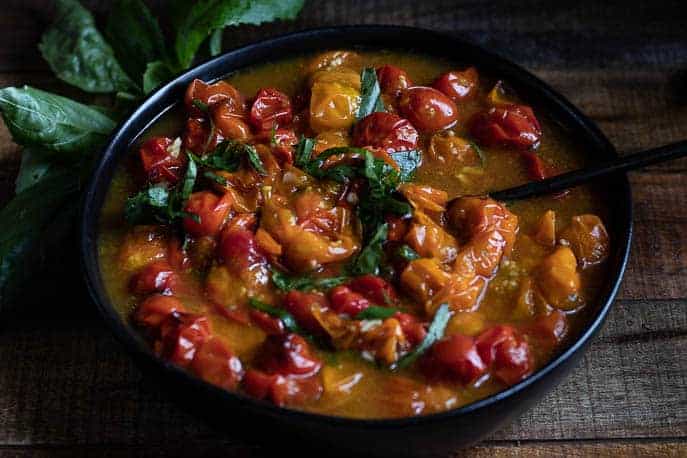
[81, 26, 632, 457]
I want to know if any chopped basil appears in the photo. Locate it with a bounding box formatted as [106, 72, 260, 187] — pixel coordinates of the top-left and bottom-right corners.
[357, 67, 385, 120]
[396, 303, 451, 369]
[294, 136, 315, 168]
[248, 297, 303, 334]
[192, 98, 209, 113]
[350, 223, 388, 276]
[271, 269, 349, 292]
[189, 140, 266, 175]
[355, 305, 399, 320]
[469, 140, 487, 167]
[397, 244, 421, 261]
[203, 170, 228, 186]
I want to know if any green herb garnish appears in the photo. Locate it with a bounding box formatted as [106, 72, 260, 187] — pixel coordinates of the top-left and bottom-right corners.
[397, 244, 421, 261]
[355, 305, 399, 320]
[190, 140, 266, 175]
[395, 303, 451, 369]
[203, 170, 228, 186]
[248, 297, 303, 334]
[350, 223, 388, 276]
[271, 269, 349, 292]
[357, 67, 385, 120]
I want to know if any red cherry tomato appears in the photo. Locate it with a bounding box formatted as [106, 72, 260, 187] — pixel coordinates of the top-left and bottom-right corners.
[182, 191, 233, 237]
[249, 87, 293, 132]
[190, 337, 244, 390]
[385, 215, 410, 242]
[394, 312, 427, 346]
[528, 310, 568, 346]
[182, 117, 222, 155]
[376, 65, 413, 96]
[218, 228, 267, 274]
[282, 290, 329, 335]
[256, 333, 322, 377]
[253, 128, 298, 165]
[352, 112, 419, 153]
[134, 294, 186, 329]
[129, 261, 177, 295]
[212, 102, 251, 141]
[139, 137, 186, 184]
[185, 79, 245, 117]
[469, 104, 542, 150]
[329, 286, 371, 316]
[476, 325, 533, 385]
[432, 67, 479, 102]
[159, 313, 212, 367]
[347, 275, 398, 305]
[422, 334, 487, 384]
[250, 309, 285, 336]
[398, 86, 458, 132]
[243, 369, 323, 407]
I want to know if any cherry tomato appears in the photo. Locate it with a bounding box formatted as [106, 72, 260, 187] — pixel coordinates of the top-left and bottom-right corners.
[398, 86, 458, 132]
[134, 294, 186, 329]
[167, 236, 191, 271]
[159, 313, 212, 367]
[476, 325, 533, 385]
[253, 128, 298, 165]
[469, 104, 542, 150]
[182, 191, 233, 238]
[182, 117, 222, 155]
[139, 137, 186, 184]
[432, 67, 479, 102]
[422, 333, 487, 384]
[190, 337, 244, 390]
[385, 215, 410, 242]
[129, 261, 177, 295]
[329, 286, 371, 316]
[184, 79, 245, 117]
[521, 151, 547, 180]
[528, 310, 568, 346]
[282, 290, 329, 335]
[212, 102, 251, 141]
[256, 333, 322, 377]
[218, 228, 267, 274]
[243, 369, 323, 407]
[376, 65, 413, 96]
[347, 275, 398, 306]
[352, 112, 419, 153]
[394, 312, 427, 346]
[249, 87, 293, 132]
[249, 309, 285, 336]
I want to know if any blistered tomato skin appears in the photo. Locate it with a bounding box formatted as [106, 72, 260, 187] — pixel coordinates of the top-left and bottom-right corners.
[134, 294, 187, 329]
[184, 79, 245, 117]
[139, 137, 186, 184]
[352, 112, 419, 153]
[190, 337, 244, 390]
[212, 102, 251, 141]
[159, 313, 212, 367]
[249, 87, 293, 132]
[129, 261, 177, 295]
[329, 285, 371, 316]
[433, 67, 479, 102]
[258, 333, 323, 377]
[398, 86, 459, 132]
[347, 275, 398, 305]
[283, 290, 330, 334]
[218, 228, 267, 274]
[422, 333, 487, 384]
[469, 104, 542, 150]
[376, 65, 413, 96]
[476, 325, 533, 385]
[182, 191, 233, 238]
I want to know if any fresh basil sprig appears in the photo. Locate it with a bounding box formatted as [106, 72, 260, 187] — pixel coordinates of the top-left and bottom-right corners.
[396, 303, 451, 369]
[357, 67, 385, 120]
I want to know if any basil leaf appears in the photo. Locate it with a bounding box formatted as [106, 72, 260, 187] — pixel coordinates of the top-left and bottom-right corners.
[294, 136, 315, 168]
[174, 0, 305, 69]
[204, 171, 228, 186]
[0, 86, 116, 155]
[192, 141, 265, 174]
[209, 29, 224, 56]
[124, 185, 170, 224]
[357, 67, 385, 120]
[271, 269, 349, 292]
[396, 303, 451, 369]
[106, 0, 167, 82]
[469, 141, 487, 167]
[248, 297, 303, 334]
[393, 149, 421, 181]
[143, 61, 176, 94]
[245, 144, 267, 175]
[351, 223, 388, 276]
[14, 148, 58, 193]
[355, 306, 399, 320]
[38, 0, 137, 93]
[0, 170, 79, 301]
[397, 244, 420, 261]
[180, 156, 198, 199]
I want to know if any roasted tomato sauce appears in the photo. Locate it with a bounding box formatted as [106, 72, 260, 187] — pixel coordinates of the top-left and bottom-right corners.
[98, 50, 611, 418]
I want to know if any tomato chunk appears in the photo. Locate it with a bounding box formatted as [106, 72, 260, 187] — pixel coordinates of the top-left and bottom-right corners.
[212, 102, 251, 141]
[282, 290, 329, 334]
[243, 369, 323, 407]
[253, 128, 298, 165]
[190, 337, 244, 390]
[249, 309, 285, 336]
[528, 310, 568, 346]
[394, 312, 427, 346]
[432, 67, 479, 103]
[134, 294, 186, 329]
[352, 112, 419, 153]
[129, 261, 177, 295]
[159, 313, 212, 367]
[422, 334, 487, 384]
[218, 228, 267, 274]
[182, 191, 233, 237]
[329, 285, 371, 316]
[469, 104, 542, 150]
[376, 65, 413, 96]
[184, 79, 245, 117]
[139, 137, 186, 184]
[476, 325, 533, 385]
[398, 86, 458, 132]
[250, 87, 293, 132]
[255, 333, 322, 377]
[348, 275, 398, 305]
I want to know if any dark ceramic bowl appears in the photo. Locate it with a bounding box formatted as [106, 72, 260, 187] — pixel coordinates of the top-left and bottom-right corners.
[81, 26, 632, 457]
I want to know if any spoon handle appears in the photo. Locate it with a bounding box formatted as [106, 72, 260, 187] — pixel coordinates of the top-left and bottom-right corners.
[489, 140, 687, 201]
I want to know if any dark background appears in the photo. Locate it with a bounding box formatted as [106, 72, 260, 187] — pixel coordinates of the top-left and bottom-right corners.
[0, 1, 685, 456]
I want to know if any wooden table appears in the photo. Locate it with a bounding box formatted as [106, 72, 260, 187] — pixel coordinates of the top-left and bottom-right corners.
[0, 1, 685, 456]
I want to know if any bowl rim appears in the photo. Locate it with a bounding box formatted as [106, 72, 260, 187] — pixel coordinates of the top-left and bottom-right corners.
[80, 24, 633, 428]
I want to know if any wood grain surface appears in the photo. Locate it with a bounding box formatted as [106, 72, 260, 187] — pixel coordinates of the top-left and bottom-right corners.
[0, 1, 686, 457]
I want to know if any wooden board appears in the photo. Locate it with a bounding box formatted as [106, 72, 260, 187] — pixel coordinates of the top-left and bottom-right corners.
[0, 1, 685, 456]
